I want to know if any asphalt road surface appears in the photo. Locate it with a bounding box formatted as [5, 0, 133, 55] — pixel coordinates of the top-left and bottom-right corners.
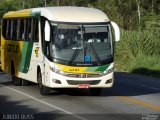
[0, 71, 160, 120]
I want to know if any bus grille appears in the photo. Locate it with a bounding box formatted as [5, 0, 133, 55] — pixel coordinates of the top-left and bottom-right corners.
[66, 74, 102, 78]
[67, 80, 100, 85]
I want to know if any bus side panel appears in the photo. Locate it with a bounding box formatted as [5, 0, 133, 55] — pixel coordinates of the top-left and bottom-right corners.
[1, 36, 8, 73]
[1, 36, 43, 83]
[1, 35, 23, 76]
[18, 42, 43, 83]
[19, 42, 34, 73]
[18, 21, 44, 83]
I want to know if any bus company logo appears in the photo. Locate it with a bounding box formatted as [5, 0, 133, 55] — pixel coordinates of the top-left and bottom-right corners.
[142, 114, 159, 120]
[35, 47, 39, 57]
[80, 73, 88, 78]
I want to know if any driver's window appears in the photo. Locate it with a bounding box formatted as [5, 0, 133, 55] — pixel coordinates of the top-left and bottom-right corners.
[41, 17, 51, 58]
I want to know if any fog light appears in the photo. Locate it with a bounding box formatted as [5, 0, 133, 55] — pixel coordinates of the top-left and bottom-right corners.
[105, 79, 113, 84]
[52, 79, 61, 84]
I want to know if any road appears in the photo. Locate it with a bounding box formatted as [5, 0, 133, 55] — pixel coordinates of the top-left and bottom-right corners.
[0, 71, 160, 120]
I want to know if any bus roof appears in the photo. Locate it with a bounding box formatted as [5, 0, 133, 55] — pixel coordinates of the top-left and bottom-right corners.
[3, 7, 109, 23]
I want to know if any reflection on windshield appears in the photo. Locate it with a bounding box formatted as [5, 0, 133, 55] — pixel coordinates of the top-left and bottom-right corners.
[50, 23, 113, 65]
[55, 24, 81, 49]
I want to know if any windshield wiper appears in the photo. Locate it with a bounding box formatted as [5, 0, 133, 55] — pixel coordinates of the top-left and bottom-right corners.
[68, 48, 80, 65]
[89, 43, 101, 66]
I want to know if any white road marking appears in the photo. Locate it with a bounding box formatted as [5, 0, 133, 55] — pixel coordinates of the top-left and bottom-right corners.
[0, 84, 87, 120]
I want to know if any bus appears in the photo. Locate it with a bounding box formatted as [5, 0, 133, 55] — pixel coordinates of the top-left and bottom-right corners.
[1, 7, 120, 95]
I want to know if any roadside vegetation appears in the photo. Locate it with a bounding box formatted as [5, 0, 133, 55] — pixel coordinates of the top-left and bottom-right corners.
[115, 29, 160, 78]
[0, 0, 160, 78]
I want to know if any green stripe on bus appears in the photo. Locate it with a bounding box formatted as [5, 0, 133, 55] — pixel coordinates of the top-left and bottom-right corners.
[30, 12, 41, 17]
[95, 64, 110, 72]
[19, 43, 28, 72]
[23, 42, 33, 73]
[85, 66, 97, 72]
[85, 64, 110, 73]
[19, 42, 33, 73]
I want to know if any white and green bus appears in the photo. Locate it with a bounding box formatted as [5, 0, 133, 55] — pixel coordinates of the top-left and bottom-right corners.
[1, 7, 120, 95]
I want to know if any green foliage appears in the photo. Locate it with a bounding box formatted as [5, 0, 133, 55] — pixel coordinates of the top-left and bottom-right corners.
[141, 14, 160, 30]
[0, 0, 18, 17]
[20, 0, 44, 8]
[115, 29, 160, 77]
[117, 30, 160, 57]
[130, 55, 160, 70]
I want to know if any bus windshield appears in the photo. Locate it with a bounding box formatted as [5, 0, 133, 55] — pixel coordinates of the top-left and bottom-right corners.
[50, 22, 113, 66]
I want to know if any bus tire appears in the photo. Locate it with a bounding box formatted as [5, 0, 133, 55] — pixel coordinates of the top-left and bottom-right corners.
[11, 63, 22, 86]
[37, 71, 50, 95]
[90, 88, 102, 96]
[22, 79, 29, 86]
[14, 78, 22, 86]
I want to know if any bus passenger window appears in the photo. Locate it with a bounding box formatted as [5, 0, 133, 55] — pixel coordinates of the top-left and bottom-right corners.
[26, 19, 31, 41]
[16, 19, 21, 40]
[12, 19, 17, 40]
[6, 20, 11, 39]
[23, 19, 27, 40]
[35, 18, 39, 41]
[2, 19, 7, 39]
[19, 19, 25, 40]
[10, 20, 13, 39]
[32, 18, 39, 42]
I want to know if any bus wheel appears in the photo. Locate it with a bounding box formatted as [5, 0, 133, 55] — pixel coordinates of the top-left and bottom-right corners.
[12, 76, 22, 86]
[90, 88, 102, 96]
[11, 65, 22, 86]
[22, 79, 29, 86]
[37, 71, 50, 95]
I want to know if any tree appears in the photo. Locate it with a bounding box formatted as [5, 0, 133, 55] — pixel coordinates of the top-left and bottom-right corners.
[136, 0, 141, 24]
[0, 0, 18, 17]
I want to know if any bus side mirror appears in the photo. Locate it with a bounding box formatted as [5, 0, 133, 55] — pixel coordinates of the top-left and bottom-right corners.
[111, 21, 120, 42]
[44, 21, 50, 42]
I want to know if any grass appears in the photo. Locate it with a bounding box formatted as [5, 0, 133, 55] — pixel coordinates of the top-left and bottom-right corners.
[115, 29, 160, 78]
[130, 55, 160, 78]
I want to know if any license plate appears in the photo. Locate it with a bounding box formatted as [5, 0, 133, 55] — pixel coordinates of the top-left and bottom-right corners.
[78, 84, 90, 88]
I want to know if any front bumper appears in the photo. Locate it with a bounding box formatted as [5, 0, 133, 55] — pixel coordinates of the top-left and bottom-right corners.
[45, 71, 114, 88]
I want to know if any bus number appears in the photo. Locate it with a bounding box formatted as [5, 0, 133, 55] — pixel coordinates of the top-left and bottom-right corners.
[69, 68, 79, 72]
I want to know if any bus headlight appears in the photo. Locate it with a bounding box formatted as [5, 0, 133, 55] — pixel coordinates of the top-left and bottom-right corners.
[103, 67, 114, 75]
[49, 66, 67, 75]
